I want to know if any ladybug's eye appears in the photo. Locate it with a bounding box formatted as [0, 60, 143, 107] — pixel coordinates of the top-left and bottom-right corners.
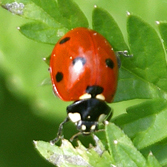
[105, 58, 114, 69]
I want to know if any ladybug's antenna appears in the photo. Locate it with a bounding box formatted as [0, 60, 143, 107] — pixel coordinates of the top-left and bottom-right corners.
[50, 117, 69, 145]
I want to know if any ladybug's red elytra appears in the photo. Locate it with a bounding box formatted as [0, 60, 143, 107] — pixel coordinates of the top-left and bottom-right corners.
[49, 27, 118, 143]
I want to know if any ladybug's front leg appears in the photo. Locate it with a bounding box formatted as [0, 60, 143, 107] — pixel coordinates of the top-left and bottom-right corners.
[50, 117, 69, 144]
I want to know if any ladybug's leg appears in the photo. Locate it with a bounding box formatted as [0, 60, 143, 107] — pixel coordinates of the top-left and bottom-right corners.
[116, 50, 133, 68]
[93, 110, 113, 135]
[50, 117, 69, 144]
[70, 132, 82, 142]
[100, 109, 113, 127]
[117, 50, 133, 57]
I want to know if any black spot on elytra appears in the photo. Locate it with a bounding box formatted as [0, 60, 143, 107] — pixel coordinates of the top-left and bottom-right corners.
[72, 57, 86, 66]
[56, 72, 63, 82]
[105, 58, 114, 69]
[86, 86, 104, 98]
[59, 37, 70, 44]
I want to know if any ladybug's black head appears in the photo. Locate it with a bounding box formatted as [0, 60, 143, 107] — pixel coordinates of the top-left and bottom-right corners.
[67, 98, 112, 135]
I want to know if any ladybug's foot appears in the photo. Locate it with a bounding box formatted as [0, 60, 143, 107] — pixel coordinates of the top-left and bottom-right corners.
[116, 50, 133, 68]
[50, 117, 69, 145]
[50, 136, 62, 145]
[117, 50, 133, 57]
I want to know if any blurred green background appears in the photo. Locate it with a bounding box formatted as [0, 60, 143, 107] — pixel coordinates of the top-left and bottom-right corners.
[0, 0, 167, 166]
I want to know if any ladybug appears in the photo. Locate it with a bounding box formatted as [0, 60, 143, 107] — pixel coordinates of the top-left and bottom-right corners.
[49, 27, 118, 143]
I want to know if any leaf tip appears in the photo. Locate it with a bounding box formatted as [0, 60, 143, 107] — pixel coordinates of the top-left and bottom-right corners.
[126, 11, 131, 16]
[155, 21, 160, 25]
[113, 140, 118, 145]
[43, 55, 51, 66]
[33, 140, 38, 146]
[104, 120, 109, 125]
[149, 151, 153, 156]
[94, 4, 98, 8]
[43, 57, 47, 61]
[17, 27, 20, 30]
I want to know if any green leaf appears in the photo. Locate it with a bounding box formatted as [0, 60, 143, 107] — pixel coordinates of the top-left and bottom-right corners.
[114, 68, 160, 102]
[2, 0, 58, 26]
[58, 0, 88, 29]
[92, 7, 129, 52]
[2, 2, 167, 166]
[1, 0, 68, 43]
[114, 14, 167, 102]
[35, 125, 164, 167]
[157, 21, 167, 49]
[30, 0, 62, 22]
[105, 123, 147, 167]
[43, 55, 51, 66]
[127, 15, 167, 92]
[34, 139, 113, 167]
[76, 137, 113, 167]
[1, 0, 88, 43]
[34, 140, 90, 167]
[147, 152, 161, 167]
[114, 99, 167, 150]
[142, 143, 167, 166]
[19, 21, 67, 44]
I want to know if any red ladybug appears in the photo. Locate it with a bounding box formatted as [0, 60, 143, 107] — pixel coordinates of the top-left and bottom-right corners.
[49, 27, 118, 142]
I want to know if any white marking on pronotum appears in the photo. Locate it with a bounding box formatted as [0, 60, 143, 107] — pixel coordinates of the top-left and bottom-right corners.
[5, 2, 25, 15]
[68, 113, 81, 123]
